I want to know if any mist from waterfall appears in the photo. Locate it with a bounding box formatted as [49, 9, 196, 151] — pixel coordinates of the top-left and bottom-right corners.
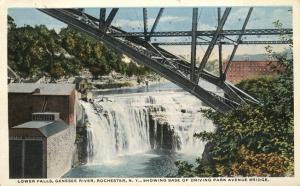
[81, 91, 215, 164]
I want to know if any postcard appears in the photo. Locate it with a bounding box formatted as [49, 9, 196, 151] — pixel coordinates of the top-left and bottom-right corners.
[1, 0, 299, 185]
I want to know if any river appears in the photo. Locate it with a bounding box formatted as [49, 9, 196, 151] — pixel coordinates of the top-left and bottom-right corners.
[64, 82, 216, 177]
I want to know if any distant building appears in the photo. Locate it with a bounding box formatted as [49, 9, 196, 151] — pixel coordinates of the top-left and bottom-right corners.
[223, 54, 281, 84]
[8, 83, 77, 178]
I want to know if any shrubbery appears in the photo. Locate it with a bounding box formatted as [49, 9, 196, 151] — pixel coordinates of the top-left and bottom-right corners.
[176, 44, 293, 177]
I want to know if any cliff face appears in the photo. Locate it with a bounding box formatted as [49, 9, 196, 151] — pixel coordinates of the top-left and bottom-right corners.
[149, 114, 180, 151]
[74, 101, 90, 165]
[147, 105, 181, 151]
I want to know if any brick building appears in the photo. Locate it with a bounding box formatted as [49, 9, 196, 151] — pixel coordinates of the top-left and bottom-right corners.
[223, 54, 280, 84]
[8, 83, 77, 178]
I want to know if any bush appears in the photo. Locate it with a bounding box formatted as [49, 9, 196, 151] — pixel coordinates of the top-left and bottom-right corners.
[176, 45, 293, 177]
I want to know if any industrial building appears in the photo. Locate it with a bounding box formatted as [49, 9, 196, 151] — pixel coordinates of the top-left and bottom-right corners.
[8, 83, 77, 178]
[224, 54, 281, 83]
[8, 83, 76, 127]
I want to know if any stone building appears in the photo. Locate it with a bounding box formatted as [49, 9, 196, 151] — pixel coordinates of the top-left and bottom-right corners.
[223, 54, 281, 84]
[8, 83, 77, 178]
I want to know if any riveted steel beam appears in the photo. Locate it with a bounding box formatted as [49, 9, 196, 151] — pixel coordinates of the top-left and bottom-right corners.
[196, 8, 231, 84]
[110, 29, 292, 37]
[152, 40, 291, 45]
[143, 8, 148, 41]
[223, 8, 253, 77]
[190, 8, 198, 82]
[148, 8, 164, 40]
[217, 8, 223, 78]
[99, 8, 106, 27]
[105, 8, 119, 27]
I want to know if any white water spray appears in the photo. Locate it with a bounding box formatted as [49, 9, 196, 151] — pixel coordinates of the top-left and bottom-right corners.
[81, 91, 215, 164]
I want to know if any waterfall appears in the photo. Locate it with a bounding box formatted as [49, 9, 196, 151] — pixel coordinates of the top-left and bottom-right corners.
[80, 96, 151, 164]
[81, 91, 215, 164]
[149, 92, 215, 155]
[86, 127, 94, 163]
[153, 119, 158, 149]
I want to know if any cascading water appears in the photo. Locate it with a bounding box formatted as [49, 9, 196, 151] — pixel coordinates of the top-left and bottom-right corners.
[81, 96, 151, 164]
[81, 91, 215, 164]
[147, 92, 216, 155]
[86, 127, 94, 163]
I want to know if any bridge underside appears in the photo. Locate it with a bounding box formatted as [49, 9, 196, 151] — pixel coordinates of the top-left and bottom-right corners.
[38, 8, 292, 113]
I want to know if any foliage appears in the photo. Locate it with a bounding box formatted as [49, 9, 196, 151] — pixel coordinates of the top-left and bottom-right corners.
[235, 76, 277, 102]
[7, 16, 151, 81]
[176, 20, 293, 177]
[230, 145, 291, 177]
[177, 73, 293, 177]
[175, 161, 196, 177]
[8, 15, 16, 31]
[8, 20, 80, 80]
[125, 61, 151, 77]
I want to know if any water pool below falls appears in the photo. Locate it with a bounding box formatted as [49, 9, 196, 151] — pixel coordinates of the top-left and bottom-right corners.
[65, 91, 215, 177]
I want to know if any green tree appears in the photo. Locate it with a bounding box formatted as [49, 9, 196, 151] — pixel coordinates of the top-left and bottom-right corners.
[8, 18, 153, 81]
[7, 17, 79, 80]
[176, 20, 293, 177]
[88, 57, 111, 79]
[59, 26, 126, 76]
[8, 15, 16, 31]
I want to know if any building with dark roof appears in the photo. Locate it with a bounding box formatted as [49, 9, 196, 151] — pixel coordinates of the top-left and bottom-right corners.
[9, 113, 76, 178]
[8, 83, 75, 95]
[8, 83, 76, 128]
[12, 118, 68, 138]
[8, 84, 78, 178]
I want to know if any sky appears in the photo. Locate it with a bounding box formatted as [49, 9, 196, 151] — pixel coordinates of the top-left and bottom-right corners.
[8, 7, 292, 61]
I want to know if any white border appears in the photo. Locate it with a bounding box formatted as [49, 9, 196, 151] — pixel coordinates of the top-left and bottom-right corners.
[1, 0, 299, 185]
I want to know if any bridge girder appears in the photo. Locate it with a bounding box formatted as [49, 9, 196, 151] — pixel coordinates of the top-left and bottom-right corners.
[37, 8, 291, 112]
[222, 8, 253, 79]
[110, 29, 292, 37]
[152, 40, 292, 45]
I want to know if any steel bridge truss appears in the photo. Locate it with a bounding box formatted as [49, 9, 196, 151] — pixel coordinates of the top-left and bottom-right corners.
[38, 8, 292, 113]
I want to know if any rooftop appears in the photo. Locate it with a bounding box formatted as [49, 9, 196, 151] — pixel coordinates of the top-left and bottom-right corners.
[231, 54, 276, 62]
[8, 83, 75, 95]
[12, 119, 68, 137]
